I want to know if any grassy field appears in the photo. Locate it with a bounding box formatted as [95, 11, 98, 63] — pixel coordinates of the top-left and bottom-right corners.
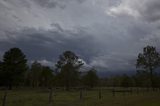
[0, 88, 160, 106]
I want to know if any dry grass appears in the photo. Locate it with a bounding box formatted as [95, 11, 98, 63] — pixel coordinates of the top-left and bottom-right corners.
[0, 88, 160, 106]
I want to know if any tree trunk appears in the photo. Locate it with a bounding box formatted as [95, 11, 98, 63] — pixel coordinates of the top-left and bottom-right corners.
[48, 88, 53, 104]
[2, 90, 7, 106]
[80, 90, 83, 100]
[150, 68, 153, 88]
[99, 90, 102, 99]
[8, 83, 12, 90]
[65, 80, 70, 91]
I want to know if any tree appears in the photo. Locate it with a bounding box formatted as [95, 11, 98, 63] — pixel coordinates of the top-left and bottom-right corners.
[136, 45, 160, 87]
[106, 76, 121, 87]
[55, 51, 83, 90]
[134, 70, 151, 87]
[40, 66, 55, 88]
[2, 48, 27, 89]
[121, 74, 134, 87]
[26, 61, 55, 88]
[82, 68, 99, 88]
[0, 61, 4, 86]
[28, 61, 42, 87]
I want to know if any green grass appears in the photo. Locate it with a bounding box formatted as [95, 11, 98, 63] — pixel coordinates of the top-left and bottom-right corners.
[0, 88, 160, 106]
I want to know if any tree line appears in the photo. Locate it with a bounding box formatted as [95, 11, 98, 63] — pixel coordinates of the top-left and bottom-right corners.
[0, 45, 160, 90]
[101, 45, 160, 88]
[0, 48, 98, 90]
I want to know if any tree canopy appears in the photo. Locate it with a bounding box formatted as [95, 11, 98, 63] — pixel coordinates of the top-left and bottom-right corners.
[55, 51, 84, 90]
[2, 48, 28, 89]
[136, 45, 160, 87]
[82, 68, 99, 88]
[0, 46, 160, 89]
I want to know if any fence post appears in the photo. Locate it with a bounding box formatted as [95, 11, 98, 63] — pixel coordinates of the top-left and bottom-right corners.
[130, 88, 133, 95]
[112, 89, 115, 97]
[99, 90, 102, 99]
[80, 89, 83, 100]
[48, 88, 53, 104]
[136, 88, 139, 95]
[2, 90, 7, 106]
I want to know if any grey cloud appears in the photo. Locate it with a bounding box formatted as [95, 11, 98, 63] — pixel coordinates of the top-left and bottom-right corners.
[90, 51, 136, 71]
[33, 0, 59, 8]
[2, 0, 31, 8]
[32, 0, 87, 9]
[0, 25, 99, 64]
[1, 0, 160, 73]
[76, 0, 86, 3]
[141, 0, 160, 22]
[30, 59, 55, 67]
[108, 0, 160, 22]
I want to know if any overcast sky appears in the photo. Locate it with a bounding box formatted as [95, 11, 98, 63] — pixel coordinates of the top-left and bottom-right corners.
[0, 0, 160, 73]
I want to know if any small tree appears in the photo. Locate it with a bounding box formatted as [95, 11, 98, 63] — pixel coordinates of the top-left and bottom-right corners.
[2, 48, 27, 89]
[40, 66, 55, 88]
[82, 68, 99, 88]
[29, 61, 42, 87]
[55, 51, 83, 90]
[0, 61, 3, 86]
[136, 45, 160, 87]
[134, 70, 151, 87]
[121, 74, 134, 88]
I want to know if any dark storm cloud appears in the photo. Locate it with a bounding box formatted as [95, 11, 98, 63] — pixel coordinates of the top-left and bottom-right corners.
[1, 0, 160, 72]
[142, 0, 160, 22]
[2, 0, 31, 8]
[0, 25, 99, 65]
[32, 0, 87, 9]
[33, 0, 60, 8]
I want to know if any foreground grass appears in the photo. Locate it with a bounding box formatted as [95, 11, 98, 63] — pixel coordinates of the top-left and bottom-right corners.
[0, 88, 160, 106]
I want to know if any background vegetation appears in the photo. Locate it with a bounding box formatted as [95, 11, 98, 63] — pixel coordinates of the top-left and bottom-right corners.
[0, 45, 160, 106]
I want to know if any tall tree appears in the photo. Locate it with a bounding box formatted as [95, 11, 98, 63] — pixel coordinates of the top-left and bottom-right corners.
[55, 51, 83, 90]
[82, 68, 99, 88]
[2, 48, 27, 89]
[136, 45, 160, 87]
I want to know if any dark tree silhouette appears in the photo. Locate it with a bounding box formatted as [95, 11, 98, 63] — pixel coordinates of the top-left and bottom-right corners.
[0, 61, 3, 86]
[134, 70, 152, 87]
[29, 61, 42, 87]
[40, 66, 55, 87]
[55, 51, 83, 90]
[136, 45, 160, 87]
[2, 48, 27, 89]
[121, 74, 134, 88]
[26, 61, 55, 88]
[82, 68, 99, 88]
